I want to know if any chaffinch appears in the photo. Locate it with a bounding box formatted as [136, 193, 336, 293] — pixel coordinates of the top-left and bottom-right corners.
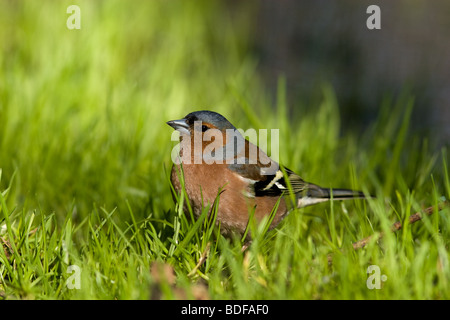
[167, 110, 368, 238]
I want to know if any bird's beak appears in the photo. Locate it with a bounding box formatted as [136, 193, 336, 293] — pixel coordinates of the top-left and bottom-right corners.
[167, 118, 190, 135]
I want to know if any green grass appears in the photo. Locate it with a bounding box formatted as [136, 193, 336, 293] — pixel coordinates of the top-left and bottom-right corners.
[1, 0, 449, 300]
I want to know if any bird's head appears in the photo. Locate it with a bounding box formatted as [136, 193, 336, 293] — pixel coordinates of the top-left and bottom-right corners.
[167, 110, 244, 164]
[167, 110, 236, 137]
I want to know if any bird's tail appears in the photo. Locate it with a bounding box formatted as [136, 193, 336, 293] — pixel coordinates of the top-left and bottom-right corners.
[296, 184, 369, 208]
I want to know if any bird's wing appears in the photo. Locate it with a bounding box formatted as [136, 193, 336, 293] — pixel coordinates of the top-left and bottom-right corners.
[253, 167, 308, 197]
[227, 139, 309, 197]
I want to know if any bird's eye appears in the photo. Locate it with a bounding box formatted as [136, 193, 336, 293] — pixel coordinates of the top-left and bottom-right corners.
[201, 125, 209, 132]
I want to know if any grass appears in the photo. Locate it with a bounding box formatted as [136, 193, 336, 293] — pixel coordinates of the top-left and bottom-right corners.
[1, 0, 449, 300]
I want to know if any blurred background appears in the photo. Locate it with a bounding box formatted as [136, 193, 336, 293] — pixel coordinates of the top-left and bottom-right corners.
[0, 0, 449, 222]
[245, 0, 450, 144]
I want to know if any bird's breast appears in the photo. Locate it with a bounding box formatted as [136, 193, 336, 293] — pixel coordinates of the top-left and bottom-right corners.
[170, 163, 288, 235]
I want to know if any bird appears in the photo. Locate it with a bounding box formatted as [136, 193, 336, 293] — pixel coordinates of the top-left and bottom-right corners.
[167, 110, 369, 238]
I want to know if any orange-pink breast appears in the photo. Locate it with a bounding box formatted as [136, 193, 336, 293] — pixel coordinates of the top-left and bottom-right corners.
[170, 163, 288, 236]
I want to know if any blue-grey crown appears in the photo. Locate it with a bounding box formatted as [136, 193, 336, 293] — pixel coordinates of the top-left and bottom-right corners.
[184, 110, 236, 130]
